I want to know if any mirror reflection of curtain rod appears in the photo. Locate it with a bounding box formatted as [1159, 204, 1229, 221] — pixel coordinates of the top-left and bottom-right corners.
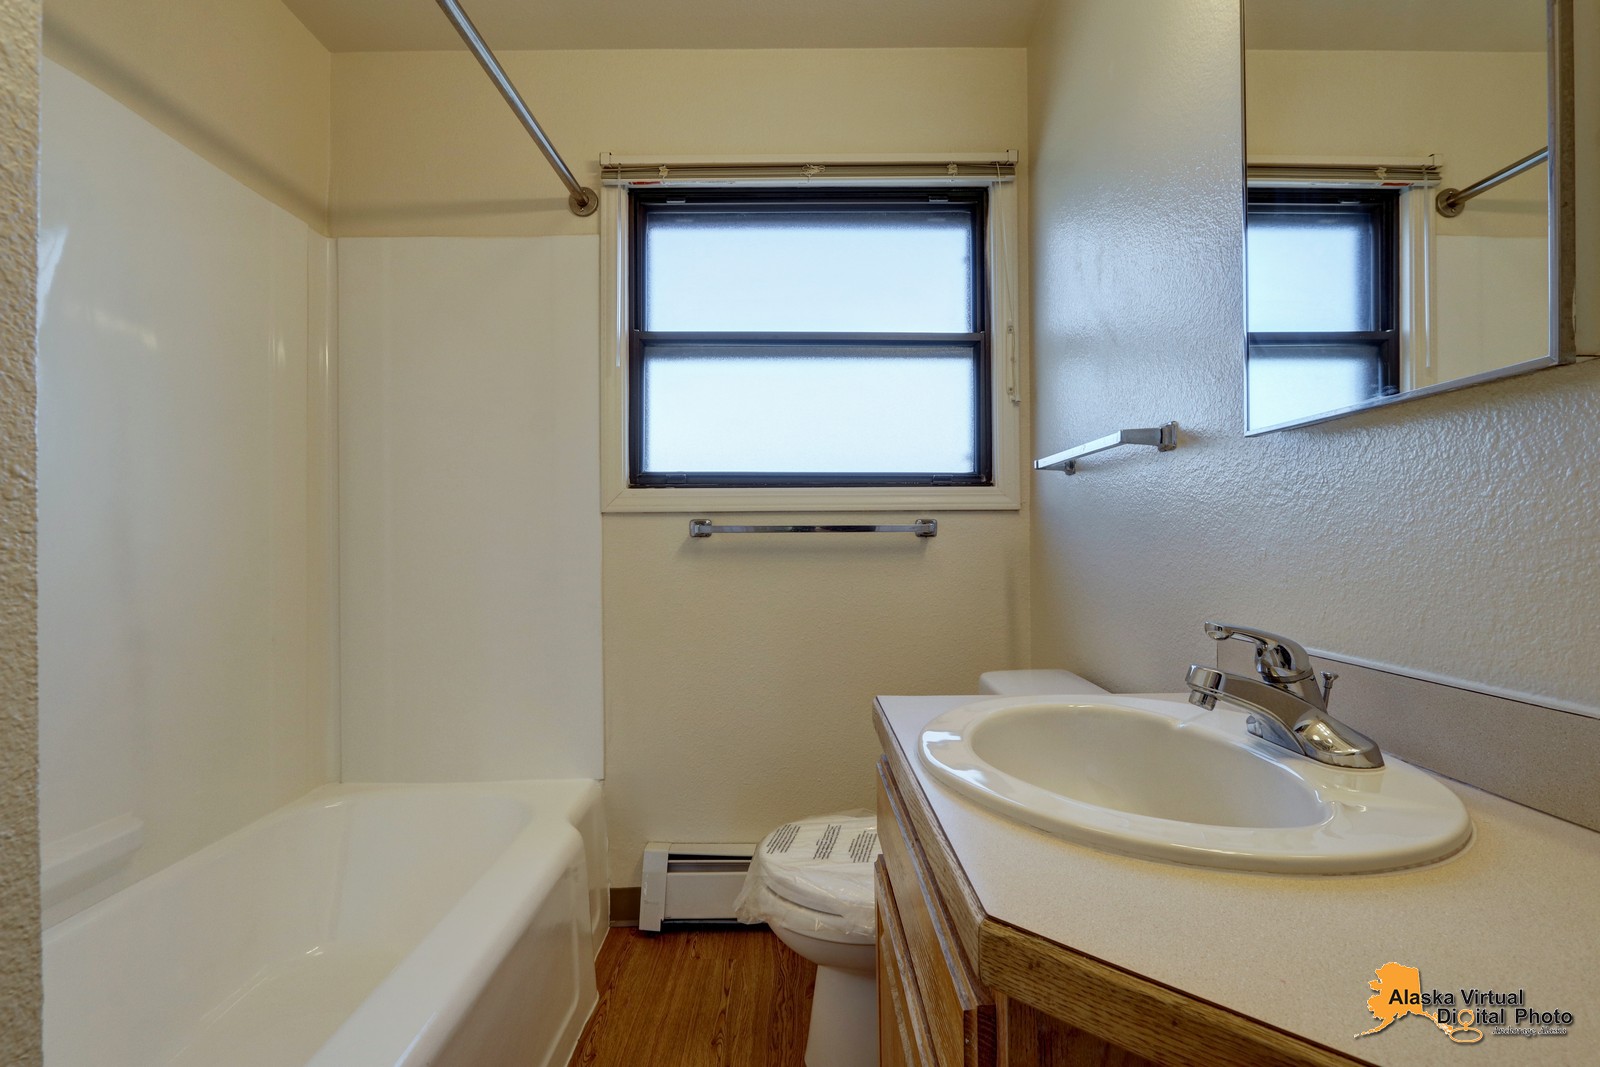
[434, 0, 599, 217]
[1435, 147, 1548, 217]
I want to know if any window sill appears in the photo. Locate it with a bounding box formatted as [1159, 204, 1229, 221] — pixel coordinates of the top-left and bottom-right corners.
[601, 483, 1021, 514]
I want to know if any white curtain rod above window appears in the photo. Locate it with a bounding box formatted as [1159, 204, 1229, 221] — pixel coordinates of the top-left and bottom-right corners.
[599, 151, 1017, 185]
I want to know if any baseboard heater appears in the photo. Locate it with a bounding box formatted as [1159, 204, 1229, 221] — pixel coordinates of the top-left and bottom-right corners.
[639, 842, 756, 932]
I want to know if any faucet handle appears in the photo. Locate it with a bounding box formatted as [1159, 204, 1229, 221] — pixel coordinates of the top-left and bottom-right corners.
[1202, 621, 1315, 685]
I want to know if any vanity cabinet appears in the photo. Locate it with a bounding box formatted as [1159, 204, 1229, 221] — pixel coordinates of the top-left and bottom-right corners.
[876, 758, 1149, 1067]
[874, 702, 1367, 1067]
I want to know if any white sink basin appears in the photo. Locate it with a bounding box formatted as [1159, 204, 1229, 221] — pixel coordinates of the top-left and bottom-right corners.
[918, 695, 1473, 874]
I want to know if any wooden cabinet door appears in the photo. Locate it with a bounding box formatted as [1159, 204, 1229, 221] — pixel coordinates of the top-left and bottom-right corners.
[877, 859, 939, 1067]
[877, 761, 995, 1067]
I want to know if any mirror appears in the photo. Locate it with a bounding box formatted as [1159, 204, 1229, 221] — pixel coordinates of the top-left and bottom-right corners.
[1242, 0, 1575, 433]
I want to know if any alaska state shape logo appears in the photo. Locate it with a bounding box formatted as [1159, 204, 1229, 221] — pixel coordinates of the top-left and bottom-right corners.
[1357, 962, 1484, 1043]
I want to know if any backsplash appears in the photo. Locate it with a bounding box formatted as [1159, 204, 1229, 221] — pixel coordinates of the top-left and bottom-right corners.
[1216, 641, 1600, 832]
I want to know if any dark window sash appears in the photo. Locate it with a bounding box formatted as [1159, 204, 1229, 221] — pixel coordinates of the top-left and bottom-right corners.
[626, 187, 993, 489]
[1245, 187, 1402, 394]
[630, 336, 991, 488]
[637, 331, 986, 347]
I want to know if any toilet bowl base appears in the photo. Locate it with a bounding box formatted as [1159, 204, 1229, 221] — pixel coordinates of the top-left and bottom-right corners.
[805, 963, 878, 1067]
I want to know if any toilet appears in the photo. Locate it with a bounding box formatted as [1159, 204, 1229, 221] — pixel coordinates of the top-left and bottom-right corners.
[735, 671, 1105, 1067]
[734, 814, 880, 1067]
[978, 667, 1108, 696]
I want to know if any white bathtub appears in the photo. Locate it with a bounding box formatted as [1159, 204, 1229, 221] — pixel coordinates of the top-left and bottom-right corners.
[44, 781, 607, 1067]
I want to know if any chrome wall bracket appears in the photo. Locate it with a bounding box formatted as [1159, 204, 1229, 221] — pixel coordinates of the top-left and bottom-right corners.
[1034, 421, 1178, 475]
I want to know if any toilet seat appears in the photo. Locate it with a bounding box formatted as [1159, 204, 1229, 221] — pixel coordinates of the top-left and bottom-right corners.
[761, 883, 873, 946]
[734, 814, 881, 943]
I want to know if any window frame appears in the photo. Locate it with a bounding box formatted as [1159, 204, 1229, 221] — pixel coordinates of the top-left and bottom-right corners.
[626, 187, 992, 489]
[598, 170, 1022, 514]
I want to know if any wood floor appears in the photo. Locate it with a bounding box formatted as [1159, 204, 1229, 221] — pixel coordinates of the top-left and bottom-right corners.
[568, 926, 816, 1067]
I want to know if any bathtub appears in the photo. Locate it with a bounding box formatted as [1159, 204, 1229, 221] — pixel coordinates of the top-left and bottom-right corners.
[44, 780, 607, 1067]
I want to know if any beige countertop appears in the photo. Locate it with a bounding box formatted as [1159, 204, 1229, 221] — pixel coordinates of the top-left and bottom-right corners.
[879, 694, 1600, 1067]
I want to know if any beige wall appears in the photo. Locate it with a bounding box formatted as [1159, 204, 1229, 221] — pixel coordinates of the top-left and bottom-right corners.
[331, 48, 1026, 237]
[332, 47, 1032, 882]
[1247, 50, 1548, 238]
[0, 0, 42, 1058]
[43, 0, 330, 229]
[1029, 1, 1600, 710]
[604, 512, 1029, 882]
[1247, 49, 1551, 382]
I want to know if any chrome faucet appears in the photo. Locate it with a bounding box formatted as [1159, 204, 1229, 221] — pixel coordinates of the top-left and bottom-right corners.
[1185, 622, 1383, 769]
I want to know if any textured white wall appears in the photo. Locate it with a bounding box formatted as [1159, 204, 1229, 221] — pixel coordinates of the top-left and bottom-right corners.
[0, 0, 42, 1058]
[1029, 0, 1600, 711]
[337, 237, 604, 783]
[37, 62, 334, 922]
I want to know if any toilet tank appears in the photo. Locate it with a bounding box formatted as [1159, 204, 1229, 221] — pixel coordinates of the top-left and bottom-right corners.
[977, 669, 1108, 696]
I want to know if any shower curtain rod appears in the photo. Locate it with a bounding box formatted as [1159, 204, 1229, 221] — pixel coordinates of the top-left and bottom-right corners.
[1435, 146, 1548, 218]
[435, 0, 598, 217]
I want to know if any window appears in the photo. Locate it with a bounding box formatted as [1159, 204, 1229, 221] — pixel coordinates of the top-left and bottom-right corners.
[627, 188, 990, 489]
[1246, 187, 1401, 430]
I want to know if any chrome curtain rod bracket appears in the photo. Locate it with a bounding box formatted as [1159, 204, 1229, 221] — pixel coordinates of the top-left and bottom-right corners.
[689, 519, 938, 538]
[435, 0, 598, 217]
[1436, 147, 1548, 218]
[1034, 421, 1178, 475]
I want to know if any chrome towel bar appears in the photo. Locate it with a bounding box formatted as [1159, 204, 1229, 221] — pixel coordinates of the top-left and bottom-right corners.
[1035, 422, 1178, 475]
[689, 519, 937, 538]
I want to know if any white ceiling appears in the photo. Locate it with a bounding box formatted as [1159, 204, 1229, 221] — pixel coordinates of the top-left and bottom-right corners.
[1245, 0, 1547, 53]
[278, 0, 1046, 52]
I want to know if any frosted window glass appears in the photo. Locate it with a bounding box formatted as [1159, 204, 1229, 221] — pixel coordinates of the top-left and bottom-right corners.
[1247, 212, 1377, 333]
[641, 344, 976, 474]
[1247, 345, 1386, 429]
[643, 209, 974, 333]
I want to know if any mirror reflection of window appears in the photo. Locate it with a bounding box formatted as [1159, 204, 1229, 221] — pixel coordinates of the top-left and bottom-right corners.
[1246, 189, 1399, 429]
[1241, 0, 1556, 433]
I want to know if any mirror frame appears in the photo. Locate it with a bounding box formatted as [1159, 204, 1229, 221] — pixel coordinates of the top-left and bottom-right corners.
[1241, 0, 1577, 435]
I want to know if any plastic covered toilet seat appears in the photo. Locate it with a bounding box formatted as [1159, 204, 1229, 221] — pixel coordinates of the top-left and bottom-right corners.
[733, 814, 881, 941]
[762, 887, 874, 947]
